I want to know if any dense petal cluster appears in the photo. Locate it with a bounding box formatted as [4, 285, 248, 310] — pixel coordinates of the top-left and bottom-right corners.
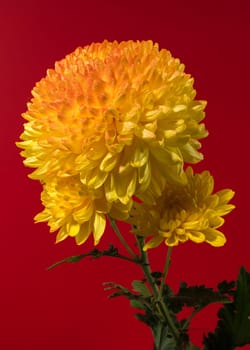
[128, 167, 235, 250]
[17, 40, 208, 245]
[35, 177, 109, 245]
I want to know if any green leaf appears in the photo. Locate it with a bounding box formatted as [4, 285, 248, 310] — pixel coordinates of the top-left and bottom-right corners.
[217, 280, 235, 295]
[203, 329, 234, 350]
[130, 299, 145, 310]
[135, 312, 158, 328]
[165, 283, 230, 315]
[47, 253, 87, 270]
[203, 266, 250, 349]
[103, 282, 132, 299]
[132, 280, 151, 297]
[232, 266, 250, 345]
[177, 284, 230, 308]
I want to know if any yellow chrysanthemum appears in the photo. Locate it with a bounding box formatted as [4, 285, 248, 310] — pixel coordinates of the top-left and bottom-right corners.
[35, 176, 133, 245]
[17, 40, 208, 209]
[128, 167, 235, 250]
[35, 177, 110, 245]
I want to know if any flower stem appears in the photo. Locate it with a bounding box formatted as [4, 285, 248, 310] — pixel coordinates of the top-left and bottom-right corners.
[159, 247, 173, 297]
[157, 300, 179, 340]
[181, 307, 201, 332]
[47, 246, 140, 270]
[108, 216, 138, 259]
[136, 236, 180, 341]
[136, 236, 159, 297]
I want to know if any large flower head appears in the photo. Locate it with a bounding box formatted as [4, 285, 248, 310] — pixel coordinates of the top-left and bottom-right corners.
[128, 167, 235, 250]
[17, 40, 208, 212]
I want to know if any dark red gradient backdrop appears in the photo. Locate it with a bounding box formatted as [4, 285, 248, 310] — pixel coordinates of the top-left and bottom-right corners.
[1, 1, 250, 349]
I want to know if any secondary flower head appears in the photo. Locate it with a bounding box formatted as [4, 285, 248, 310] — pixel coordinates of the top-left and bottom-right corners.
[35, 177, 109, 245]
[128, 167, 235, 250]
[34, 175, 133, 246]
[17, 40, 207, 211]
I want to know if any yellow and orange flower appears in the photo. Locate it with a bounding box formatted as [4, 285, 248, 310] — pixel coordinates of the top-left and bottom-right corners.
[17, 40, 207, 209]
[128, 167, 235, 250]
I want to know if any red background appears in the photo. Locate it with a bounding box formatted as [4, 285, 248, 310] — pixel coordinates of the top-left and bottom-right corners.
[1, 0, 250, 349]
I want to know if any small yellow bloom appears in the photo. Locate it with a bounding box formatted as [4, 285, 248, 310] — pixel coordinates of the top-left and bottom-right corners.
[128, 167, 235, 250]
[17, 40, 208, 210]
[35, 177, 109, 245]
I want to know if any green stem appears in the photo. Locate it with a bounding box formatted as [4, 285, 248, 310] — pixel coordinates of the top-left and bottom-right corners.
[181, 307, 201, 332]
[108, 216, 138, 259]
[47, 246, 140, 270]
[136, 236, 159, 297]
[157, 301, 179, 340]
[136, 236, 180, 341]
[159, 247, 173, 297]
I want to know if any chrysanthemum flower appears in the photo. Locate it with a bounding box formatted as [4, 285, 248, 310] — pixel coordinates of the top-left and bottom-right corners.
[128, 167, 235, 250]
[17, 40, 208, 210]
[35, 177, 110, 245]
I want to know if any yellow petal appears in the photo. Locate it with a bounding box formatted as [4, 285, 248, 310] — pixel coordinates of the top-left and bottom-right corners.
[209, 216, 224, 228]
[187, 231, 205, 243]
[204, 228, 226, 247]
[34, 210, 51, 222]
[85, 141, 107, 160]
[75, 222, 92, 245]
[183, 220, 200, 230]
[66, 222, 81, 237]
[113, 169, 137, 204]
[217, 189, 235, 204]
[56, 226, 68, 243]
[143, 236, 164, 251]
[100, 152, 119, 172]
[87, 168, 109, 189]
[105, 174, 118, 202]
[165, 234, 179, 246]
[215, 204, 236, 216]
[137, 161, 151, 192]
[93, 213, 106, 245]
[130, 143, 149, 168]
[181, 143, 204, 163]
[73, 200, 94, 223]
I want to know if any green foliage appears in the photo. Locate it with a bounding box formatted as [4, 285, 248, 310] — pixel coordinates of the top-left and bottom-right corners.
[47, 244, 140, 270]
[167, 282, 231, 311]
[104, 270, 239, 349]
[130, 299, 145, 310]
[49, 245, 250, 349]
[203, 267, 250, 349]
[217, 280, 235, 296]
[152, 322, 201, 350]
[153, 323, 176, 350]
[132, 280, 151, 297]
